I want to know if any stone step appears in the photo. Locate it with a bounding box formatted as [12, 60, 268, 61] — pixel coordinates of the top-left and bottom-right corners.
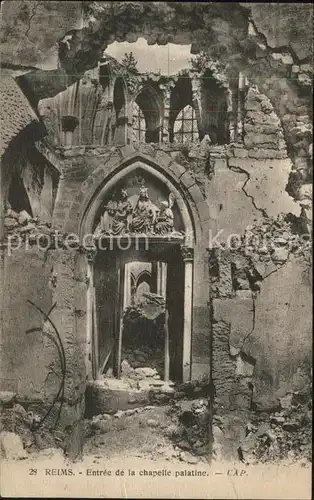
[85, 379, 177, 417]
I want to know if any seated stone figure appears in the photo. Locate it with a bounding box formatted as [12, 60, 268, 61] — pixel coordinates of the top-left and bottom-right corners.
[131, 186, 156, 234]
[102, 189, 132, 235]
[154, 193, 175, 235]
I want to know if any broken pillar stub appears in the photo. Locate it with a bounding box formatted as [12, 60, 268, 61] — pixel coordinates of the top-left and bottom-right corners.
[208, 247, 234, 299]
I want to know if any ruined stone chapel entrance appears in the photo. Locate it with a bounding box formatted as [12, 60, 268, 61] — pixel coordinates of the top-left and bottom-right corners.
[84, 161, 196, 387]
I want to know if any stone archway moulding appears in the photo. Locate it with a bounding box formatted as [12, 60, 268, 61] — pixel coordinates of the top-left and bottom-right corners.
[78, 151, 210, 383]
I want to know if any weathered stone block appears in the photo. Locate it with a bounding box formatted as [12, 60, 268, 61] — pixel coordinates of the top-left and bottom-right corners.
[244, 134, 279, 147]
[155, 150, 172, 168]
[272, 247, 289, 262]
[212, 158, 227, 170]
[213, 297, 254, 352]
[212, 414, 246, 460]
[85, 380, 150, 417]
[168, 161, 186, 179]
[0, 391, 16, 405]
[235, 354, 255, 377]
[180, 171, 196, 189]
[196, 201, 210, 223]
[188, 184, 204, 205]
[245, 100, 261, 112]
[233, 148, 248, 158]
[248, 149, 287, 159]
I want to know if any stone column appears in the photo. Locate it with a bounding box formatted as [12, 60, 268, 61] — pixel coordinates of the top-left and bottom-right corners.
[162, 86, 171, 143]
[116, 260, 125, 378]
[86, 248, 97, 380]
[191, 77, 203, 137]
[158, 261, 167, 297]
[181, 245, 194, 382]
[236, 72, 248, 141]
[151, 261, 158, 293]
[123, 262, 132, 308]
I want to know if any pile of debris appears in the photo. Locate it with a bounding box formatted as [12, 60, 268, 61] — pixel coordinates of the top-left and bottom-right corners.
[103, 361, 174, 397]
[239, 390, 312, 464]
[4, 205, 50, 238]
[3, 203, 71, 249]
[84, 404, 161, 438]
[169, 398, 210, 460]
[120, 293, 166, 379]
[83, 400, 209, 464]
[124, 293, 166, 322]
[241, 213, 312, 266]
[121, 346, 164, 374]
[0, 391, 58, 459]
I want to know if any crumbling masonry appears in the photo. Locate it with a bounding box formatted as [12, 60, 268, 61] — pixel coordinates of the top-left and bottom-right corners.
[0, 2, 312, 463]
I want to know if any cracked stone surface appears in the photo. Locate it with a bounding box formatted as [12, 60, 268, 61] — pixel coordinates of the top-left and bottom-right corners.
[247, 257, 312, 398]
[212, 298, 254, 354]
[229, 159, 301, 218]
[247, 3, 313, 60]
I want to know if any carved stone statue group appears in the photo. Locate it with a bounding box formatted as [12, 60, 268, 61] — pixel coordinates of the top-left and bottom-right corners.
[99, 186, 176, 236]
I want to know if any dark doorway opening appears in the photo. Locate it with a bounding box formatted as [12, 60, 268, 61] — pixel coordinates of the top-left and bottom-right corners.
[93, 239, 185, 383]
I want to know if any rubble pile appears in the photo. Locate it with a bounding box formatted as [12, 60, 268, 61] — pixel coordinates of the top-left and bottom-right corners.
[120, 294, 166, 378]
[3, 205, 63, 248]
[83, 398, 210, 464]
[121, 346, 164, 375]
[84, 404, 161, 438]
[172, 376, 211, 400]
[0, 391, 58, 458]
[210, 213, 312, 300]
[169, 398, 210, 460]
[118, 360, 172, 393]
[239, 390, 312, 464]
[241, 213, 312, 264]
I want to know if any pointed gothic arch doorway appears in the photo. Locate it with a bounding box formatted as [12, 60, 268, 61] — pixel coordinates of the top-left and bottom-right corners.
[84, 161, 196, 384]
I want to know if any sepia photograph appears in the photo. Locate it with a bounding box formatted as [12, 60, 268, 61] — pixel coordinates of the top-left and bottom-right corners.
[0, 2, 312, 498]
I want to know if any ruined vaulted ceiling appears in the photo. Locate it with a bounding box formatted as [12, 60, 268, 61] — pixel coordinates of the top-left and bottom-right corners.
[1, 2, 312, 77]
[1, 1, 313, 193]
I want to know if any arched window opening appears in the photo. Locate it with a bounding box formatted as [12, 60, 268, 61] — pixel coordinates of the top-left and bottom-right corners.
[201, 70, 230, 145]
[173, 104, 199, 144]
[112, 77, 127, 145]
[169, 76, 200, 143]
[132, 101, 146, 143]
[93, 61, 113, 146]
[132, 86, 163, 144]
[134, 269, 152, 304]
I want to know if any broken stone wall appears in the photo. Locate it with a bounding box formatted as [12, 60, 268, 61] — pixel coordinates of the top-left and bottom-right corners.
[20, 152, 57, 224]
[204, 87, 312, 460]
[0, 247, 88, 458]
[210, 239, 312, 461]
